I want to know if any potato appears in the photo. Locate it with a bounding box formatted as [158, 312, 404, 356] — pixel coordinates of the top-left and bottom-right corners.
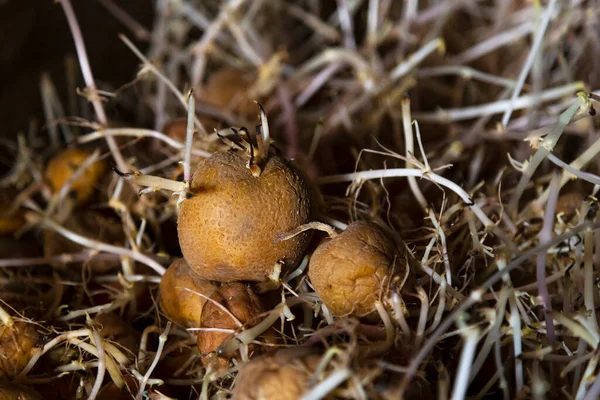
[231, 348, 321, 400]
[0, 381, 42, 400]
[178, 150, 314, 282]
[197, 282, 265, 371]
[158, 258, 217, 328]
[197, 67, 255, 117]
[43, 210, 124, 272]
[45, 148, 107, 205]
[308, 221, 406, 317]
[0, 321, 40, 379]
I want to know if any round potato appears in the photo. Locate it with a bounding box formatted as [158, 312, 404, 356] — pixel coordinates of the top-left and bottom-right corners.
[0, 321, 40, 380]
[159, 258, 217, 328]
[231, 347, 321, 400]
[178, 151, 313, 282]
[309, 221, 407, 317]
[45, 148, 107, 205]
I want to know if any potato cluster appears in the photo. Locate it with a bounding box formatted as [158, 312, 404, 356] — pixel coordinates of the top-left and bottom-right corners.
[153, 96, 416, 383]
[158, 130, 318, 370]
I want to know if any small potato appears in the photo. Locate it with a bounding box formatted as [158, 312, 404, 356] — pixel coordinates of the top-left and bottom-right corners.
[231, 348, 321, 400]
[0, 321, 40, 379]
[308, 221, 407, 317]
[158, 258, 217, 328]
[45, 148, 107, 205]
[197, 67, 255, 117]
[0, 381, 42, 400]
[178, 151, 314, 282]
[197, 282, 265, 371]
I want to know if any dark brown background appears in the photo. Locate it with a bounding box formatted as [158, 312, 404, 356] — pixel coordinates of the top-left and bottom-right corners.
[0, 0, 154, 138]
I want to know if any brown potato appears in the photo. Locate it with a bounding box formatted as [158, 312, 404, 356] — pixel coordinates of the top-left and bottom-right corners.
[308, 221, 406, 317]
[197, 282, 265, 371]
[178, 151, 313, 282]
[0, 321, 40, 379]
[0, 381, 42, 400]
[158, 258, 217, 328]
[197, 67, 255, 117]
[45, 148, 107, 205]
[156, 118, 226, 163]
[231, 348, 321, 400]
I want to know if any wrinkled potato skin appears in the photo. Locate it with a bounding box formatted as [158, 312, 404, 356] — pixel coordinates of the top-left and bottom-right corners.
[232, 348, 321, 400]
[0, 321, 40, 380]
[178, 151, 313, 282]
[197, 283, 264, 370]
[45, 148, 107, 205]
[309, 221, 405, 317]
[0, 381, 42, 400]
[159, 259, 217, 328]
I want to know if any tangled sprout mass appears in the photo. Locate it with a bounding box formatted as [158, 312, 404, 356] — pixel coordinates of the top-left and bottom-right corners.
[1, 0, 600, 399]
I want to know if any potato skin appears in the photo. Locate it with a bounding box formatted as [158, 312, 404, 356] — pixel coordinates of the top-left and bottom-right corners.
[178, 151, 313, 282]
[308, 221, 403, 317]
[0, 321, 40, 379]
[198, 67, 254, 116]
[45, 148, 107, 205]
[159, 258, 217, 328]
[197, 283, 265, 370]
[0, 381, 42, 400]
[231, 348, 321, 400]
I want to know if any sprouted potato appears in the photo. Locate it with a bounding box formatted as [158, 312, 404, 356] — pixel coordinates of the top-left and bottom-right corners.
[197, 282, 267, 371]
[308, 221, 409, 317]
[158, 258, 217, 328]
[45, 148, 107, 205]
[178, 150, 314, 282]
[231, 347, 321, 400]
[0, 321, 40, 380]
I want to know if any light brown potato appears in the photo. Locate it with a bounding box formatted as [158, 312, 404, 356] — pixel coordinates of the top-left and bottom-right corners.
[0, 381, 42, 400]
[0, 321, 40, 380]
[231, 348, 321, 400]
[158, 258, 217, 328]
[309, 221, 407, 317]
[45, 148, 107, 205]
[178, 151, 314, 282]
[197, 67, 255, 117]
[197, 282, 265, 371]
